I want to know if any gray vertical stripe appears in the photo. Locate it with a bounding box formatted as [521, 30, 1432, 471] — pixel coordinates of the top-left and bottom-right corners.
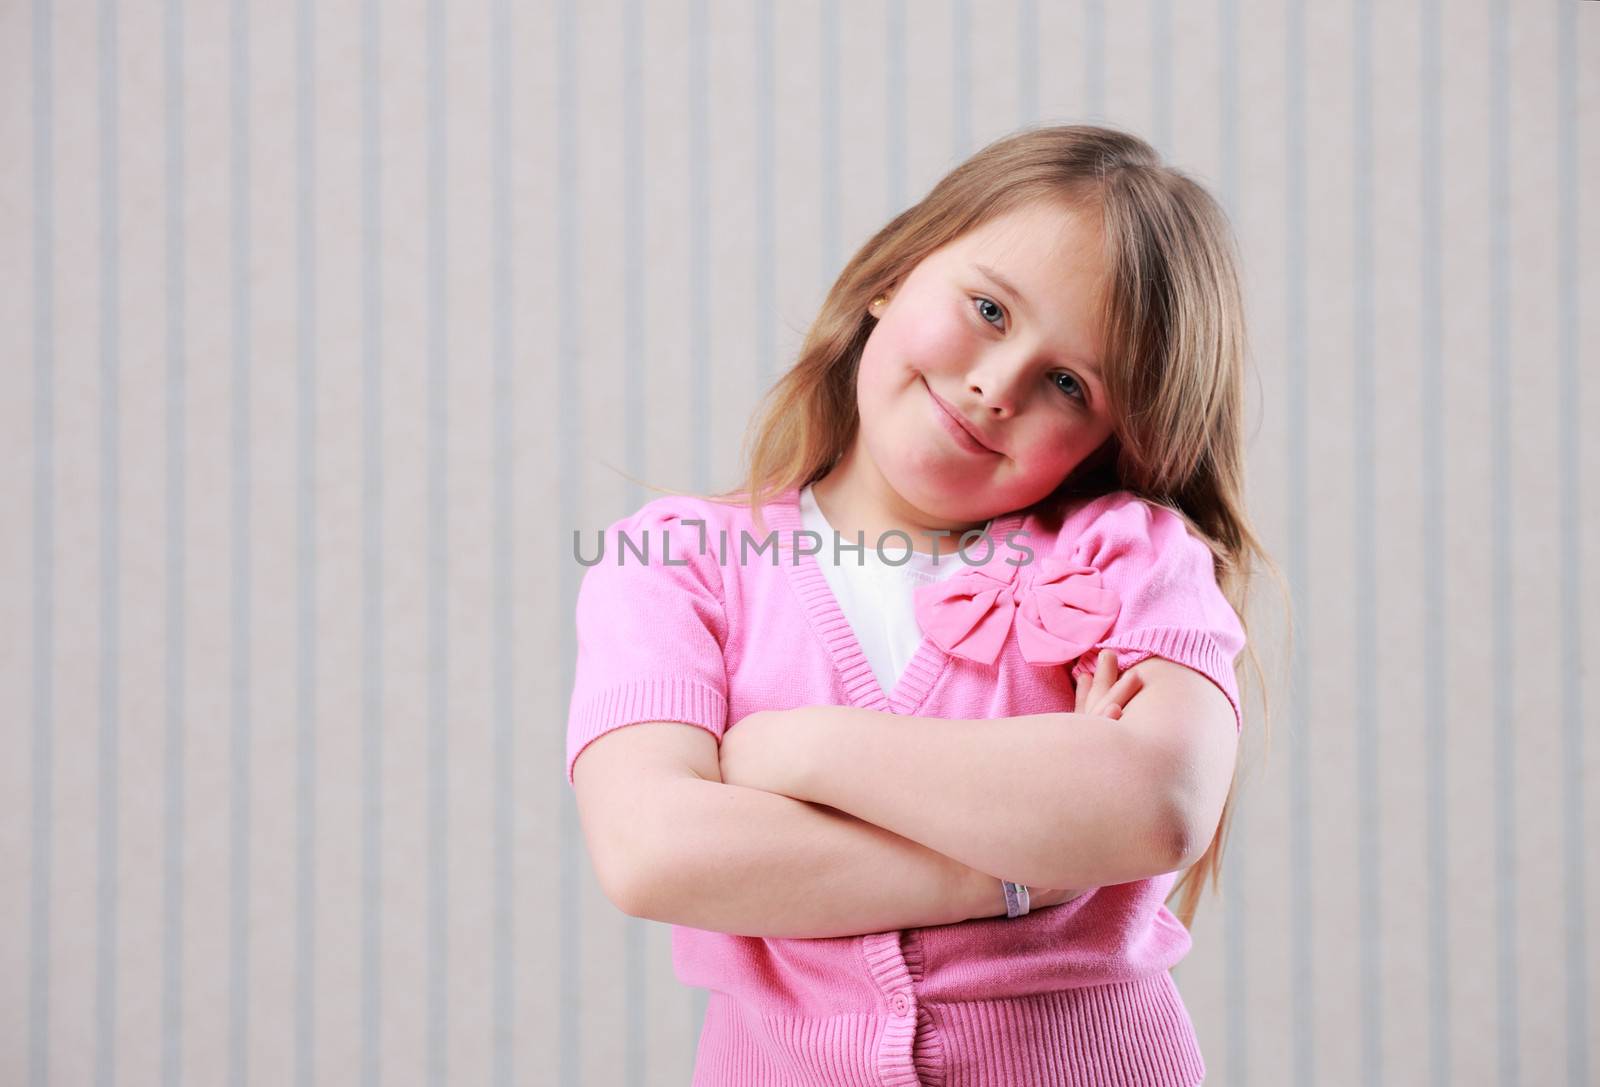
[1555, 3, 1589, 1084]
[1151, 0, 1169, 153]
[623, 0, 644, 514]
[818, 0, 837, 458]
[557, 0, 581, 1081]
[27, 0, 54, 1084]
[756, 0, 776, 390]
[161, 0, 188, 1083]
[1488, 1, 1518, 1082]
[491, 0, 516, 1082]
[1419, 2, 1451, 1081]
[1217, 1, 1248, 1081]
[360, 0, 385, 1080]
[886, 0, 905, 215]
[95, 0, 122, 1081]
[1085, 1, 1104, 120]
[951, 0, 968, 160]
[1350, 1, 1384, 1082]
[1017, 0, 1037, 128]
[691, 0, 710, 500]
[426, 0, 450, 1081]
[619, 0, 649, 1080]
[294, 0, 319, 1082]
[821, 0, 838, 286]
[228, 0, 254, 1079]
[1284, 0, 1315, 1082]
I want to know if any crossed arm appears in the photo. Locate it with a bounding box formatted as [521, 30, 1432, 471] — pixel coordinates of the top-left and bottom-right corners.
[601, 653, 1239, 936]
[716, 654, 1238, 891]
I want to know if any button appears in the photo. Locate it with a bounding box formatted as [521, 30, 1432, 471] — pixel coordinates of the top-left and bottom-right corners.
[890, 993, 911, 1016]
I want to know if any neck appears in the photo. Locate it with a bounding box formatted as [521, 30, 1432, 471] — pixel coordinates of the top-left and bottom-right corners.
[811, 445, 992, 555]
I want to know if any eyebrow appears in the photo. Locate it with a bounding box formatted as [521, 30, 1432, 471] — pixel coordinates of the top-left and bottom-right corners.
[973, 262, 1104, 380]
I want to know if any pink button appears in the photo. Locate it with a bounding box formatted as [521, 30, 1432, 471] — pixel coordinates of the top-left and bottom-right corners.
[891, 993, 911, 1016]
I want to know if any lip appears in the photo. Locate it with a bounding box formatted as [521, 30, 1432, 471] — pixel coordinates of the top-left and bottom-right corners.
[924, 379, 1001, 456]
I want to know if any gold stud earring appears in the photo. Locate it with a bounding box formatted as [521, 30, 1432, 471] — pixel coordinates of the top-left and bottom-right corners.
[870, 295, 887, 314]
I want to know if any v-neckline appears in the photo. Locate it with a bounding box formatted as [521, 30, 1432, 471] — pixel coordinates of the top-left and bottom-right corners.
[767, 486, 1029, 715]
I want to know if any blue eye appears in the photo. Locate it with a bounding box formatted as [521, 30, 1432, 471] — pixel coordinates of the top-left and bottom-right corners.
[974, 296, 1005, 328]
[973, 295, 1088, 406]
[1052, 372, 1086, 403]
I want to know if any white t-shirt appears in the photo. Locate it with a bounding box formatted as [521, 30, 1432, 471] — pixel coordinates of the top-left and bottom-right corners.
[799, 485, 994, 696]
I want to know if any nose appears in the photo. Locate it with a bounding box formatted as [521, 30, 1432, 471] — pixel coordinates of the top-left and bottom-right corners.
[969, 386, 1012, 419]
[967, 363, 1023, 420]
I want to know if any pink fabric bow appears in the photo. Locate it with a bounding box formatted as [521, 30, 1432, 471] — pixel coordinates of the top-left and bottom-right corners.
[912, 555, 1121, 667]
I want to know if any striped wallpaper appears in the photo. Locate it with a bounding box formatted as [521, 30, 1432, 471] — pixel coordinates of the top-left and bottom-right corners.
[3, 1, 1596, 1084]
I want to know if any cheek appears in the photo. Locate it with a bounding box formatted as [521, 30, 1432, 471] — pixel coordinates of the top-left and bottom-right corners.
[854, 343, 897, 410]
[897, 304, 976, 371]
[1016, 422, 1095, 477]
[859, 300, 975, 392]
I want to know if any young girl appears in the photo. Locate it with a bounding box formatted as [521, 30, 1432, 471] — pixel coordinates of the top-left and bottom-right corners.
[566, 124, 1285, 1087]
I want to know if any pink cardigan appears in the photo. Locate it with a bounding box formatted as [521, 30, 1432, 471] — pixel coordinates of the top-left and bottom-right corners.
[566, 485, 1246, 1087]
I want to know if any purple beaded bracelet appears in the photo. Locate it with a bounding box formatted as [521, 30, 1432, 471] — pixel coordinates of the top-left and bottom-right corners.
[1001, 880, 1031, 918]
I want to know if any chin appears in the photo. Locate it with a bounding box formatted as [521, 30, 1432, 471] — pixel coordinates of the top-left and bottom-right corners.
[885, 467, 996, 523]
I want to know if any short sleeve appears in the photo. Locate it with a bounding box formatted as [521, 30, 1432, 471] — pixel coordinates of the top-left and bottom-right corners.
[1064, 493, 1247, 734]
[565, 501, 731, 786]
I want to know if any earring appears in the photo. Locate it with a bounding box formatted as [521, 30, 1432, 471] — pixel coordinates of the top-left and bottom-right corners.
[869, 295, 887, 314]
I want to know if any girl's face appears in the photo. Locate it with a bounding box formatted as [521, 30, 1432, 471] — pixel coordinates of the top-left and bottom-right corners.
[850, 199, 1116, 530]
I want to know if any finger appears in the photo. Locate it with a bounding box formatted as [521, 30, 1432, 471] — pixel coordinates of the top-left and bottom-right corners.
[1103, 670, 1144, 710]
[1106, 703, 1123, 720]
[1075, 669, 1090, 712]
[1090, 649, 1117, 699]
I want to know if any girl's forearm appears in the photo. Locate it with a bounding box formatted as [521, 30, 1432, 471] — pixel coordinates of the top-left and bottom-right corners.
[625, 775, 1011, 939]
[789, 706, 1185, 891]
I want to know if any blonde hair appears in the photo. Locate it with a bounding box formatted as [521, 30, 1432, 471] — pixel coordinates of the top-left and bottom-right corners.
[618, 122, 1292, 932]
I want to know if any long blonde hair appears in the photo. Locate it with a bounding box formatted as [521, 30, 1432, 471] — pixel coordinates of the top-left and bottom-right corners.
[620, 123, 1292, 931]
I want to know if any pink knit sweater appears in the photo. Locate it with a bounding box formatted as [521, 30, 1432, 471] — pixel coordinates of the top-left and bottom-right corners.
[566, 485, 1246, 1087]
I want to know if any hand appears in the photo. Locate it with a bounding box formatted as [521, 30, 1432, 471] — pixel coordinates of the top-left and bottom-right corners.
[1028, 885, 1092, 909]
[1075, 648, 1144, 721]
[718, 708, 807, 797]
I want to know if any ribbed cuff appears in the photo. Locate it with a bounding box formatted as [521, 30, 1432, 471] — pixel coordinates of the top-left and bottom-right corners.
[1071, 626, 1243, 735]
[567, 677, 729, 785]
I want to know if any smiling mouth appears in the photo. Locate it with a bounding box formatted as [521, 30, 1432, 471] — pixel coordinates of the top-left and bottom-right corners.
[923, 378, 1001, 456]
